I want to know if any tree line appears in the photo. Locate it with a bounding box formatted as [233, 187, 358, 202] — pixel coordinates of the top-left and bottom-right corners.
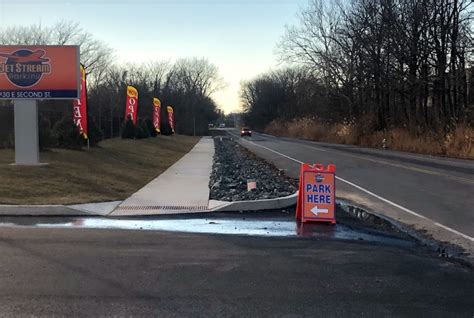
[87, 57, 223, 140]
[242, 0, 473, 132]
[0, 21, 223, 148]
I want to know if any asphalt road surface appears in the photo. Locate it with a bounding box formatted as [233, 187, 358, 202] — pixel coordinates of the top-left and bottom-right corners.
[0, 225, 472, 317]
[227, 130, 474, 253]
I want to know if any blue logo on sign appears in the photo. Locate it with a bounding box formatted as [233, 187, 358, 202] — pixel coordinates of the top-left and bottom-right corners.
[315, 174, 324, 183]
[0, 49, 51, 87]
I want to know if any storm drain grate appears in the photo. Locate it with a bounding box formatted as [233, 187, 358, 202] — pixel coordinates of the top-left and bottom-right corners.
[117, 205, 209, 211]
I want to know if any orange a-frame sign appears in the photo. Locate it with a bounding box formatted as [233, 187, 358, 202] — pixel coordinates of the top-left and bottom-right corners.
[296, 163, 336, 224]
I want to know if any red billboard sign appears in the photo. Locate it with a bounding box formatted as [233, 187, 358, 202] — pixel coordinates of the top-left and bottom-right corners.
[0, 45, 80, 99]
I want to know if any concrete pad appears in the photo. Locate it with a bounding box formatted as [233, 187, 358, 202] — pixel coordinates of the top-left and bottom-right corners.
[209, 193, 297, 212]
[208, 200, 232, 210]
[110, 137, 214, 216]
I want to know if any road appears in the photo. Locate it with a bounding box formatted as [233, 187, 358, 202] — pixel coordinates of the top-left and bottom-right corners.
[228, 130, 474, 253]
[0, 225, 473, 317]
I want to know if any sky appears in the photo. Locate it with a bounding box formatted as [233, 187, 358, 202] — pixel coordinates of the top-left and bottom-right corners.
[0, 0, 306, 113]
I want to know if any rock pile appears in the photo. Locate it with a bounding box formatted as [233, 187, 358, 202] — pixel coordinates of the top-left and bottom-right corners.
[209, 137, 297, 201]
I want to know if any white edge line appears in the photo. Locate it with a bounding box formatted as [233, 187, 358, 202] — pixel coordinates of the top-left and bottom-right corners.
[238, 135, 474, 242]
[434, 222, 474, 242]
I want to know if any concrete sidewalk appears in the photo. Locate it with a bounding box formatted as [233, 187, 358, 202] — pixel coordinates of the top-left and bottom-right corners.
[110, 137, 214, 216]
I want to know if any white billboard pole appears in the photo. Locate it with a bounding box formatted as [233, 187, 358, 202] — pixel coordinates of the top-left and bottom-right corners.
[13, 99, 40, 165]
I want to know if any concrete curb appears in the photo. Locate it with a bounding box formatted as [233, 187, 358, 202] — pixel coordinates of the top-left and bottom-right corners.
[0, 201, 121, 216]
[99, 194, 298, 217]
[208, 192, 297, 212]
[0, 205, 95, 216]
[0, 190, 298, 218]
[0, 194, 298, 216]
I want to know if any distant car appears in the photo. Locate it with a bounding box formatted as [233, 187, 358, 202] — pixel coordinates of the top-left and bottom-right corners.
[208, 123, 214, 128]
[219, 123, 226, 128]
[240, 127, 252, 137]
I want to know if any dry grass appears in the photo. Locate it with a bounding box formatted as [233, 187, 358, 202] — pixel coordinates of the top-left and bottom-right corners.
[265, 118, 473, 159]
[0, 135, 199, 205]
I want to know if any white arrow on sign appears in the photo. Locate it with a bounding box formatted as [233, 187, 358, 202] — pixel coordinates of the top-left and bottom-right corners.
[311, 206, 329, 216]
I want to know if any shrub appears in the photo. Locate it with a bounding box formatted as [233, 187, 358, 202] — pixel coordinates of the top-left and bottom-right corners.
[39, 114, 55, 151]
[1, 133, 14, 149]
[161, 121, 173, 136]
[52, 115, 84, 150]
[444, 124, 473, 159]
[121, 117, 136, 139]
[87, 116, 103, 146]
[135, 119, 149, 139]
[145, 118, 157, 137]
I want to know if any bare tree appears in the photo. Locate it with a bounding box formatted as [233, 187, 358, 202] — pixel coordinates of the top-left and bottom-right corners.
[274, 0, 474, 131]
[170, 58, 226, 97]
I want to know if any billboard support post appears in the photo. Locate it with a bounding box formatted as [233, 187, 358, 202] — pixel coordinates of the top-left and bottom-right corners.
[13, 99, 40, 165]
